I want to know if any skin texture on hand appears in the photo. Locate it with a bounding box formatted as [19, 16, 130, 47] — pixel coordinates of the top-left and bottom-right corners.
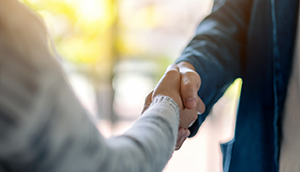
[142, 64, 183, 113]
[152, 64, 184, 111]
[175, 62, 206, 149]
[142, 92, 190, 150]
[142, 62, 206, 150]
[177, 61, 205, 114]
[175, 128, 190, 150]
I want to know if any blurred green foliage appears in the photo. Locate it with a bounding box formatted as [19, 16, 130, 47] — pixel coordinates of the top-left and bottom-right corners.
[21, 0, 117, 64]
[21, 0, 173, 83]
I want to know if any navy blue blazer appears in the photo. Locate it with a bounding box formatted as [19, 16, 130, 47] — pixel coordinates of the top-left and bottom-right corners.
[176, 0, 299, 171]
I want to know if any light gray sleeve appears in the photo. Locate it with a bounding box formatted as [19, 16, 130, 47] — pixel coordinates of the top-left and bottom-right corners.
[0, 51, 179, 172]
[0, 1, 179, 171]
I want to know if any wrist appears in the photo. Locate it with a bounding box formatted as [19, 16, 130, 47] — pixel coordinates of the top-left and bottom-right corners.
[151, 95, 180, 115]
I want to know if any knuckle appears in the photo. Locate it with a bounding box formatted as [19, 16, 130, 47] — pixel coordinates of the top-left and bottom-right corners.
[182, 82, 194, 91]
[182, 71, 201, 88]
[165, 69, 180, 77]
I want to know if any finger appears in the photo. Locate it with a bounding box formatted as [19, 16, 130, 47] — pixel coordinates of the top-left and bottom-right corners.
[180, 72, 200, 109]
[175, 128, 190, 150]
[175, 137, 187, 150]
[196, 96, 206, 114]
[178, 108, 198, 128]
[141, 91, 153, 114]
[165, 64, 180, 73]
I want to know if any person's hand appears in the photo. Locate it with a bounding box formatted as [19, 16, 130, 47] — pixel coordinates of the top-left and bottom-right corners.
[175, 127, 190, 150]
[142, 63, 204, 150]
[177, 61, 205, 114]
[173, 61, 206, 150]
[141, 65, 191, 149]
[152, 64, 183, 110]
[142, 91, 191, 150]
[163, 61, 205, 129]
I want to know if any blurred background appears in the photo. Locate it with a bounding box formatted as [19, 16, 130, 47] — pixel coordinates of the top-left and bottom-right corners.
[22, 0, 241, 171]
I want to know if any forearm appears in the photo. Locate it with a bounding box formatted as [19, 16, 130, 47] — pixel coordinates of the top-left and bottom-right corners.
[175, 0, 253, 136]
[0, 54, 179, 172]
[45, 96, 179, 172]
[106, 96, 179, 172]
[177, 0, 253, 82]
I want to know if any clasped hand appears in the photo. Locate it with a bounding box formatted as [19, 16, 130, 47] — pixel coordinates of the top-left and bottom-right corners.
[142, 62, 205, 150]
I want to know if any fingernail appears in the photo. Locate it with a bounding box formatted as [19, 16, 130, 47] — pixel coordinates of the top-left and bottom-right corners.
[185, 97, 196, 108]
[197, 110, 204, 115]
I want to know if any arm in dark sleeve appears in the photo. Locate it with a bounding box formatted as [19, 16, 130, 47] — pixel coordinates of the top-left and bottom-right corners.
[176, 0, 253, 137]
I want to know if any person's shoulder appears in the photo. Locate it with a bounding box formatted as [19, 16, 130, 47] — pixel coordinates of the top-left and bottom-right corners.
[0, 0, 47, 35]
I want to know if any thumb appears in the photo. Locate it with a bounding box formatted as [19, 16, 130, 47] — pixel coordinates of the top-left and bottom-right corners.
[196, 96, 206, 114]
[179, 69, 201, 110]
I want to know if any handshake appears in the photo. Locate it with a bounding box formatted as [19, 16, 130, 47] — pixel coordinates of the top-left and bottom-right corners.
[142, 62, 206, 150]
